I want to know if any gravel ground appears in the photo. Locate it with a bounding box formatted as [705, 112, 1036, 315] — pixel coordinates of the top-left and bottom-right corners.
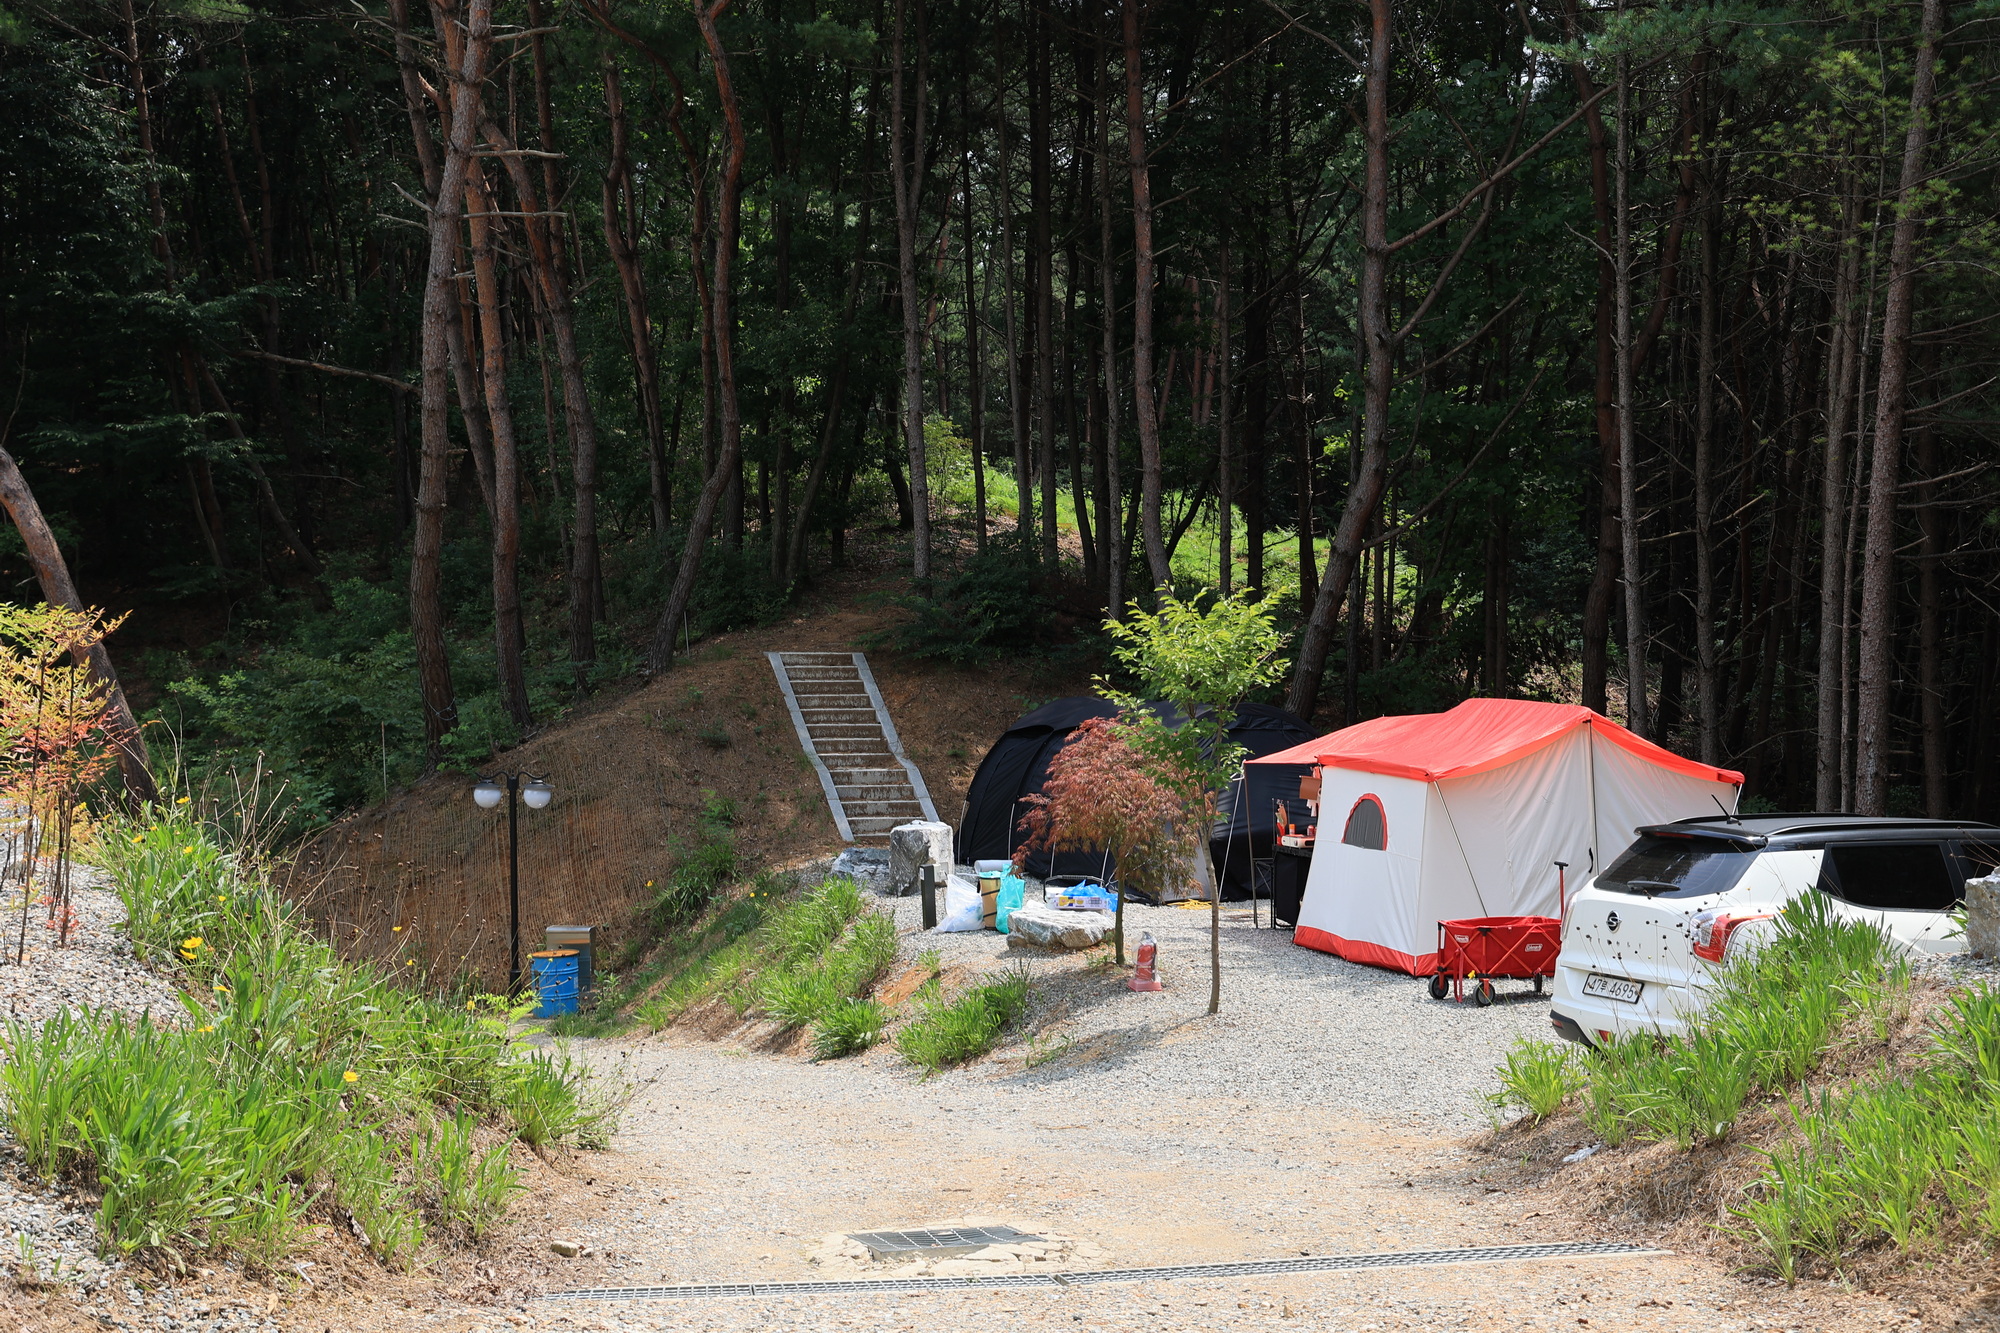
[0, 873, 180, 1028]
[888, 891, 1554, 1130]
[423, 893, 1919, 1333]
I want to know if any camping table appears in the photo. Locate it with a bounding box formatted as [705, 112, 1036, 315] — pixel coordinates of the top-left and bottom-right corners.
[1269, 842, 1311, 929]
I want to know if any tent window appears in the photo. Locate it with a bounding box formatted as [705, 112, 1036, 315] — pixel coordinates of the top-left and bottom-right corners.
[1342, 795, 1387, 851]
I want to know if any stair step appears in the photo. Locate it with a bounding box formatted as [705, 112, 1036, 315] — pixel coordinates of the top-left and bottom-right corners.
[769, 650, 937, 845]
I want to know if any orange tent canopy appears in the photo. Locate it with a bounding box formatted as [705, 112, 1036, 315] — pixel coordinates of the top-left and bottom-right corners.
[1245, 697, 1743, 787]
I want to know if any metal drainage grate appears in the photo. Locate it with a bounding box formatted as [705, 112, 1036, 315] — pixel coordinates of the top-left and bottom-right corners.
[848, 1225, 1042, 1257]
[541, 1240, 1667, 1303]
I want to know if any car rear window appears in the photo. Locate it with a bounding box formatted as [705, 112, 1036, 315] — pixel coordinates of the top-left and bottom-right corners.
[1818, 843, 1959, 912]
[1596, 835, 1758, 899]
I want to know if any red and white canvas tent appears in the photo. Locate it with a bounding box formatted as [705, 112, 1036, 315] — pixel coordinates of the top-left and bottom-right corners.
[1247, 699, 1744, 975]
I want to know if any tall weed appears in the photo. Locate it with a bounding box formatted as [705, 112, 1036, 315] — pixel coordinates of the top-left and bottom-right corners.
[897, 966, 1033, 1073]
[0, 804, 605, 1270]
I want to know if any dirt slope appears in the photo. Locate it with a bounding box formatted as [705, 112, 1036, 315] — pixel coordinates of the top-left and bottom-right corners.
[292, 558, 1092, 987]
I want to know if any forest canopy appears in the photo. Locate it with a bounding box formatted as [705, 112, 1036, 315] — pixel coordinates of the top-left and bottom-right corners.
[0, 0, 1994, 824]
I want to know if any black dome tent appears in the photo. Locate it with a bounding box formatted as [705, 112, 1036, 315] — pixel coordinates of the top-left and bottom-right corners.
[954, 697, 1315, 895]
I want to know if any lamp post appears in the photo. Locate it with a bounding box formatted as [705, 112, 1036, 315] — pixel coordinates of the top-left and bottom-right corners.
[473, 773, 553, 992]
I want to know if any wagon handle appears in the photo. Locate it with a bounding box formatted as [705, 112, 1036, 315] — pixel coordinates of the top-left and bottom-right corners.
[1554, 860, 1569, 919]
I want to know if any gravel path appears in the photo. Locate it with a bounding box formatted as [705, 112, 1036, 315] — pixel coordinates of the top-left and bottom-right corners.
[441, 895, 1918, 1333]
[889, 894, 1553, 1130]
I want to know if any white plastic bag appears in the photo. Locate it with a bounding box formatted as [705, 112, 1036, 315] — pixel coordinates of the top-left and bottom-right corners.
[935, 873, 984, 932]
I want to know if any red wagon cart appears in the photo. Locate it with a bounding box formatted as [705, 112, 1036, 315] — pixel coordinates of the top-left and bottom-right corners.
[1428, 916, 1561, 1006]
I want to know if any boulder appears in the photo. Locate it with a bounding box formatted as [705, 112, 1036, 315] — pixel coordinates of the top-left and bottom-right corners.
[1005, 903, 1114, 950]
[888, 821, 953, 896]
[1967, 874, 2000, 959]
[830, 847, 893, 895]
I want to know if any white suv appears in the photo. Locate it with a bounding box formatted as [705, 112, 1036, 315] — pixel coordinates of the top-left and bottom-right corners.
[1550, 815, 1999, 1046]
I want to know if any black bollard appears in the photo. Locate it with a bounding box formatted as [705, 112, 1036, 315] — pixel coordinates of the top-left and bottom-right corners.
[921, 864, 938, 930]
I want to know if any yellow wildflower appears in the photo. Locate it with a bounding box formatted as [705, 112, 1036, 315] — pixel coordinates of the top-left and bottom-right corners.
[182, 844, 195, 854]
[198, 1024, 215, 1033]
[131, 835, 144, 844]
[176, 796, 190, 805]
[342, 1070, 359, 1083]
[392, 926, 402, 932]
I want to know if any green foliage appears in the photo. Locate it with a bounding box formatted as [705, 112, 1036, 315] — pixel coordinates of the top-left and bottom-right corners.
[895, 966, 1033, 1074]
[1488, 1038, 1583, 1121]
[1564, 895, 1900, 1153]
[630, 875, 895, 1062]
[888, 542, 1059, 665]
[810, 997, 887, 1060]
[1725, 982, 2000, 1281]
[1102, 587, 1290, 801]
[0, 806, 608, 1269]
[752, 880, 897, 1057]
[413, 1110, 521, 1239]
[1519, 893, 2000, 1282]
[649, 793, 740, 929]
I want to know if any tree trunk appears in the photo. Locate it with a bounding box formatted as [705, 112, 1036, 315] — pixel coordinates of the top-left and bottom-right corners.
[1033, 3, 1059, 570]
[1816, 175, 1863, 809]
[1695, 151, 1722, 765]
[465, 160, 531, 729]
[645, 0, 749, 674]
[1613, 52, 1647, 737]
[962, 75, 987, 552]
[1567, 12, 1618, 716]
[477, 121, 601, 694]
[1216, 251, 1233, 597]
[600, 56, 670, 534]
[889, 0, 932, 583]
[0, 445, 156, 803]
[1122, 0, 1171, 592]
[409, 0, 491, 755]
[1915, 423, 1945, 816]
[1283, 0, 1391, 721]
[1855, 0, 1943, 815]
[996, 50, 1032, 543]
[1097, 40, 1126, 616]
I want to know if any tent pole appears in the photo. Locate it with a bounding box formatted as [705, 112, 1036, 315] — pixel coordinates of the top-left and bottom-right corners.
[1584, 720, 1600, 878]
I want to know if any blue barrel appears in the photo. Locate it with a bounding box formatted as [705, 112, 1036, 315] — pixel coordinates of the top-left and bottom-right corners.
[530, 949, 580, 1018]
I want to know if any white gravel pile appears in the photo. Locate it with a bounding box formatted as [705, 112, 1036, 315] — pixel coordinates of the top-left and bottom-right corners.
[0, 872, 180, 1028]
[1909, 948, 2000, 987]
[879, 889, 1551, 1129]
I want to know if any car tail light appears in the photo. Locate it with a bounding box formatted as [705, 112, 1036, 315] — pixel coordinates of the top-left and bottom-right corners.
[1690, 911, 1772, 963]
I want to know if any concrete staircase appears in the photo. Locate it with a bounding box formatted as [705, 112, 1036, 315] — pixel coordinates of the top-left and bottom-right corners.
[768, 652, 938, 842]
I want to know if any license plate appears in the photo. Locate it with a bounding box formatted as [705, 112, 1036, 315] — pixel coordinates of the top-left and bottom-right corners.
[1582, 973, 1644, 1004]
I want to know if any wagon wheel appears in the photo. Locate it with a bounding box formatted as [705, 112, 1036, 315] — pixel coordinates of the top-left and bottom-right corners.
[1427, 973, 1450, 1001]
[1474, 979, 1496, 1007]
[1533, 975, 1545, 995]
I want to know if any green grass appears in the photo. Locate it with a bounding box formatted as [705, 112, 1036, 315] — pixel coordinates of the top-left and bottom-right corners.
[1730, 984, 2000, 1282]
[1488, 1037, 1583, 1121]
[1548, 894, 1904, 1152]
[631, 876, 898, 1061]
[0, 805, 613, 1272]
[1499, 893, 2000, 1284]
[896, 966, 1033, 1074]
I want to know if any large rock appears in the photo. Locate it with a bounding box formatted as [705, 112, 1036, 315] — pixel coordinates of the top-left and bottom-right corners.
[830, 847, 892, 895]
[1006, 903, 1114, 950]
[887, 821, 953, 897]
[1967, 874, 2000, 959]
